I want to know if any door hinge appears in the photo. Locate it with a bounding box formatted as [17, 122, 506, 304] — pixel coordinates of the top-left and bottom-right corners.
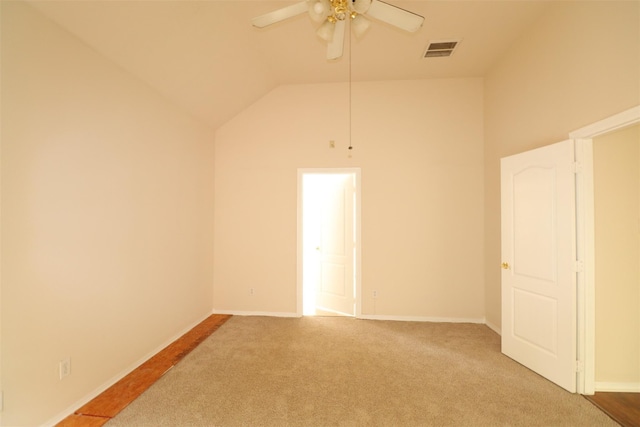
[576, 360, 585, 373]
[574, 260, 584, 273]
[572, 162, 582, 174]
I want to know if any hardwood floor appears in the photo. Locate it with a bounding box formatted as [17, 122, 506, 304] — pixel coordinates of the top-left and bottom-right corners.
[585, 392, 640, 427]
[56, 314, 232, 427]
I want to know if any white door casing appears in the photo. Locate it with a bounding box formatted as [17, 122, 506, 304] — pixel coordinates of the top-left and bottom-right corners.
[501, 140, 577, 392]
[570, 105, 640, 394]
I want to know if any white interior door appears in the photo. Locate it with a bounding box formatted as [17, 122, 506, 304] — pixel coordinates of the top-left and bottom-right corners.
[301, 173, 356, 316]
[501, 139, 577, 392]
[303, 173, 355, 316]
[315, 174, 355, 315]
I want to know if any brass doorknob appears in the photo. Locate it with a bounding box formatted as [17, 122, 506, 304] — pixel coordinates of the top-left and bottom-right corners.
[501, 262, 510, 270]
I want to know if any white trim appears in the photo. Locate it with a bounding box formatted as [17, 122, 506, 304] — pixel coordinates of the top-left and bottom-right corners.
[296, 168, 362, 318]
[358, 314, 486, 324]
[569, 105, 640, 396]
[213, 311, 488, 325]
[570, 106, 640, 139]
[40, 312, 217, 427]
[212, 310, 299, 318]
[574, 138, 595, 395]
[595, 382, 640, 393]
[485, 320, 502, 336]
[297, 170, 304, 316]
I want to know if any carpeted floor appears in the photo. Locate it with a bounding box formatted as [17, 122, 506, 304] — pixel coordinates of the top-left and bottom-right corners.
[106, 316, 617, 426]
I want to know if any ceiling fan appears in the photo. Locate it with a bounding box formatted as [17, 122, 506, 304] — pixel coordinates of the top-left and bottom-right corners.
[252, 0, 425, 60]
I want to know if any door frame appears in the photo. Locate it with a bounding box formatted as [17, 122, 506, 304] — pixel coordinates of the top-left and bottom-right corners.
[296, 168, 362, 317]
[570, 105, 640, 394]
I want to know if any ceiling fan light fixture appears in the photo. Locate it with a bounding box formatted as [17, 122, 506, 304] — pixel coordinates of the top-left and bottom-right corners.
[313, 2, 325, 13]
[351, 14, 371, 38]
[316, 19, 335, 41]
[308, 0, 330, 22]
[352, 0, 372, 14]
[333, 2, 348, 21]
[252, 0, 425, 60]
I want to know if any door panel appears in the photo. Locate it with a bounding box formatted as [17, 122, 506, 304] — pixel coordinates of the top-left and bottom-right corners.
[513, 167, 556, 281]
[320, 262, 345, 295]
[501, 139, 577, 392]
[513, 289, 557, 354]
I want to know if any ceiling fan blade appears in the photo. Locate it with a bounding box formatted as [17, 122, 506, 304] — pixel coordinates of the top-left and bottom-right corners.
[326, 20, 346, 60]
[365, 0, 424, 33]
[251, 1, 309, 28]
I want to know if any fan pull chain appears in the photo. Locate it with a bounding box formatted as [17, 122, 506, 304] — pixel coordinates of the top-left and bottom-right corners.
[348, 26, 353, 158]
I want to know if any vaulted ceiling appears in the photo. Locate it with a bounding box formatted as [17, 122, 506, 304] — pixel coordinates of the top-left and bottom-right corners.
[26, 0, 551, 130]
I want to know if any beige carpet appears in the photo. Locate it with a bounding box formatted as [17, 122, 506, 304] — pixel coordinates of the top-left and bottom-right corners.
[106, 316, 615, 426]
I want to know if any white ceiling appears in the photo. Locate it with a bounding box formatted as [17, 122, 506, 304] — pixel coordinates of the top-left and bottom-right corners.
[27, 0, 551, 130]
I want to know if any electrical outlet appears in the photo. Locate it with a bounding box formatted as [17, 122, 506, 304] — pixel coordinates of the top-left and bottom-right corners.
[373, 290, 378, 298]
[250, 288, 255, 296]
[59, 358, 71, 380]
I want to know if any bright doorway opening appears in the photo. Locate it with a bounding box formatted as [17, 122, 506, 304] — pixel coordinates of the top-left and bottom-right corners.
[297, 169, 361, 317]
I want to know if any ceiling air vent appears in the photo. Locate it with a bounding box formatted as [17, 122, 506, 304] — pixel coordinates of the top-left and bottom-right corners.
[423, 40, 459, 58]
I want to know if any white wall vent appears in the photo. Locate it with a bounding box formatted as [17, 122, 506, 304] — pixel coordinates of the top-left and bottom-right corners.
[423, 40, 459, 58]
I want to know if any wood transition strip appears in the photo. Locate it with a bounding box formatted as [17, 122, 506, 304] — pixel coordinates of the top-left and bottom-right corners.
[55, 414, 110, 427]
[584, 392, 640, 427]
[56, 314, 232, 427]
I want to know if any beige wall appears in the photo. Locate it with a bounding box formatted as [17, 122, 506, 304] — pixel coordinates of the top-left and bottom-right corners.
[2, 2, 638, 424]
[593, 124, 640, 386]
[1, 2, 215, 425]
[213, 78, 485, 320]
[484, 1, 640, 331]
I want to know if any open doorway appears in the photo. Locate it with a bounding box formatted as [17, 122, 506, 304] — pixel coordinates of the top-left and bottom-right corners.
[591, 123, 639, 391]
[570, 105, 640, 394]
[297, 169, 361, 317]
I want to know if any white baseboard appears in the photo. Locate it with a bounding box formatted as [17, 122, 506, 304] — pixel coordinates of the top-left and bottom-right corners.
[357, 314, 486, 324]
[41, 311, 216, 427]
[212, 309, 300, 318]
[595, 382, 640, 393]
[213, 311, 489, 325]
[484, 320, 501, 336]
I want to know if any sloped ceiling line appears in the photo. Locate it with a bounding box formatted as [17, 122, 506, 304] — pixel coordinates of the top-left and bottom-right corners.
[26, 0, 550, 130]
